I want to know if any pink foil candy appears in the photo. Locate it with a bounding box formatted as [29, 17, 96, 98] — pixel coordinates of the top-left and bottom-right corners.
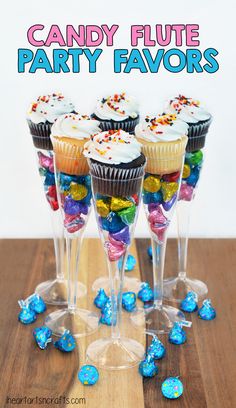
[64, 213, 84, 233]
[148, 207, 167, 226]
[179, 184, 194, 201]
[106, 236, 126, 261]
[150, 224, 167, 242]
[38, 152, 53, 171]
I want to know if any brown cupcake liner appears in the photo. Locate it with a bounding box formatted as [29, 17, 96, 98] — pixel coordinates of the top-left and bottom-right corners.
[186, 116, 212, 152]
[88, 160, 145, 197]
[27, 119, 53, 150]
[91, 115, 140, 134]
[52, 138, 89, 176]
[140, 136, 187, 175]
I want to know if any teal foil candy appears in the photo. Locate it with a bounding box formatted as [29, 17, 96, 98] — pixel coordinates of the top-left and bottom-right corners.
[18, 300, 36, 325]
[54, 330, 76, 352]
[78, 365, 99, 385]
[180, 291, 198, 313]
[139, 354, 158, 378]
[138, 282, 154, 302]
[94, 289, 109, 309]
[162, 377, 183, 399]
[33, 326, 52, 350]
[147, 335, 166, 360]
[168, 322, 187, 345]
[198, 299, 216, 320]
[29, 293, 47, 314]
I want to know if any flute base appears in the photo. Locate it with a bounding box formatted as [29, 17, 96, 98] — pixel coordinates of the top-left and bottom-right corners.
[92, 276, 141, 293]
[35, 278, 87, 305]
[45, 308, 100, 338]
[86, 337, 145, 370]
[130, 305, 185, 335]
[163, 276, 208, 303]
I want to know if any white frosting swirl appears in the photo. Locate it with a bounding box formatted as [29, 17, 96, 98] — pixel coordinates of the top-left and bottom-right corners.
[135, 114, 189, 142]
[27, 93, 75, 124]
[83, 129, 142, 164]
[165, 95, 211, 124]
[94, 92, 139, 121]
[51, 113, 101, 140]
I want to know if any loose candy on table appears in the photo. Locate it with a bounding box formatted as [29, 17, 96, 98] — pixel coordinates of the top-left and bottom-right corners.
[147, 245, 152, 260]
[118, 254, 136, 271]
[69, 183, 88, 201]
[99, 212, 126, 234]
[94, 289, 109, 309]
[100, 298, 116, 326]
[110, 197, 133, 212]
[180, 291, 198, 313]
[33, 326, 52, 350]
[18, 300, 37, 325]
[143, 191, 163, 205]
[28, 294, 47, 314]
[138, 282, 154, 302]
[78, 365, 99, 386]
[182, 164, 191, 179]
[179, 184, 194, 201]
[162, 193, 177, 211]
[96, 199, 110, 217]
[161, 182, 178, 202]
[161, 377, 183, 399]
[54, 330, 76, 352]
[139, 354, 158, 378]
[118, 205, 136, 225]
[168, 322, 187, 345]
[143, 176, 161, 193]
[162, 171, 180, 183]
[185, 150, 203, 166]
[106, 236, 126, 261]
[198, 299, 216, 320]
[147, 335, 166, 360]
[109, 226, 130, 245]
[122, 292, 136, 312]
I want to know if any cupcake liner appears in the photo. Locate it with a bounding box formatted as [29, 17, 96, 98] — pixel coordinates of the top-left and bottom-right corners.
[88, 160, 145, 196]
[52, 138, 89, 176]
[186, 116, 212, 152]
[91, 115, 140, 134]
[140, 136, 187, 175]
[27, 119, 53, 150]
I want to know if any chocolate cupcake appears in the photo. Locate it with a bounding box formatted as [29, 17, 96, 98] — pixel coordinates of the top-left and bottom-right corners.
[165, 95, 212, 152]
[27, 93, 75, 150]
[91, 92, 139, 134]
[83, 129, 146, 196]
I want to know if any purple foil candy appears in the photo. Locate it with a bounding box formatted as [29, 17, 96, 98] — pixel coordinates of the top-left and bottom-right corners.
[109, 226, 130, 245]
[162, 193, 177, 211]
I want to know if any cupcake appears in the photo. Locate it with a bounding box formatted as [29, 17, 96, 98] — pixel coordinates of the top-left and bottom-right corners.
[165, 95, 212, 152]
[51, 113, 101, 175]
[135, 114, 188, 175]
[91, 92, 139, 133]
[27, 93, 75, 150]
[83, 129, 146, 196]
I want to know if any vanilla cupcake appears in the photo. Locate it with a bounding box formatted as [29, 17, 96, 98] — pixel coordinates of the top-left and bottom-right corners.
[165, 95, 212, 152]
[83, 129, 146, 196]
[91, 92, 139, 133]
[27, 93, 76, 150]
[135, 114, 188, 175]
[51, 113, 101, 175]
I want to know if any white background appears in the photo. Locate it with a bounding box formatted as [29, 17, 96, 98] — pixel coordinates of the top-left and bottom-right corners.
[0, 0, 235, 238]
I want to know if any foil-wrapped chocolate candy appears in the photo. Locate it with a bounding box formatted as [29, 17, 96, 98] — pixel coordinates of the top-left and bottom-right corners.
[147, 335, 166, 360]
[161, 377, 183, 399]
[139, 354, 158, 378]
[33, 326, 52, 350]
[180, 291, 198, 313]
[54, 330, 76, 352]
[94, 289, 109, 309]
[198, 299, 216, 320]
[78, 365, 99, 386]
[122, 292, 136, 312]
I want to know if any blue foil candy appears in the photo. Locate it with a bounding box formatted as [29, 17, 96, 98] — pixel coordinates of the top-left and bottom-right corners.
[29, 294, 47, 314]
[99, 212, 126, 233]
[138, 282, 154, 302]
[54, 330, 76, 352]
[122, 292, 136, 312]
[168, 322, 187, 345]
[78, 365, 99, 385]
[100, 298, 117, 326]
[33, 326, 52, 350]
[198, 299, 216, 320]
[118, 254, 136, 271]
[147, 335, 166, 360]
[18, 300, 36, 324]
[161, 377, 183, 399]
[143, 191, 163, 205]
[147, 245, 152, 260]
[94, 289, 109, 309]
[139, 354, 158, 378]
[180, 291, 198, 313]
[44, 171, 55, 186]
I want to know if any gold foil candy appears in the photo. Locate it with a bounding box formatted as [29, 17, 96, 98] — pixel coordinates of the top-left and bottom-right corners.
[143, 176, 161, 193]
[161, 182, 178, 202]
[96, 199, 110, 217]
[69, 183, 87, 201]
[182, 164, 191, 179]
[110, 197, 133, 212]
